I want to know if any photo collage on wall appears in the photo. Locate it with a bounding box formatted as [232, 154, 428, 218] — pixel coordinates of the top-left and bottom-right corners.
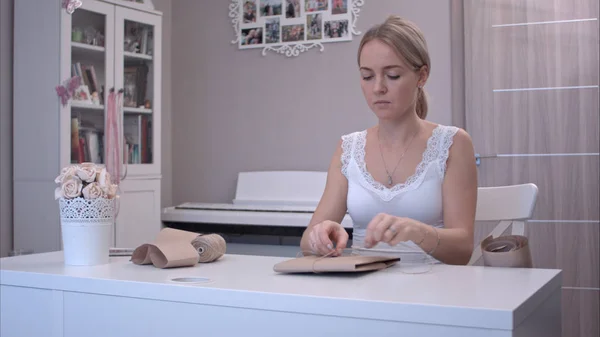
[238, 0, 353, 49]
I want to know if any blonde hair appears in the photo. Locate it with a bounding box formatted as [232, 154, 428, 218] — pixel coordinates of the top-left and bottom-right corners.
[357, 15, 431, 119]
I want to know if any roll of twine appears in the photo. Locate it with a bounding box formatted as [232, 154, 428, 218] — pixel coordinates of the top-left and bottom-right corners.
[191, 234, 227, 263]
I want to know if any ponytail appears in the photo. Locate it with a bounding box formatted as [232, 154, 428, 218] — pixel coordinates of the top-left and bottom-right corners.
[416, 87, 428, 120]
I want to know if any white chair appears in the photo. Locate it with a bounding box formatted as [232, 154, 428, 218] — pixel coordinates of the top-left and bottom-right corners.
[468, 183, 539, 266]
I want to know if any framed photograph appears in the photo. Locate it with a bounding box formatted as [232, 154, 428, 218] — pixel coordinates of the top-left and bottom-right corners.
[230, 0, 365, 57]
[261, 0, 283, 16]
[123, 67, 138, 108]
[265, 17, 280, 43]
[306, 13, 322, 40]
[72, 85, 93, 104]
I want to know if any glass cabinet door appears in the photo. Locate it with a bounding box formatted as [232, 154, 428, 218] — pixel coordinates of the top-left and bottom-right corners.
[115, 6, 161, 176]
[63, 0, 115, 166]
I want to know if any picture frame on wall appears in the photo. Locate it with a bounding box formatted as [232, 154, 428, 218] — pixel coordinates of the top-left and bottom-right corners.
[230, 0, 365, 57]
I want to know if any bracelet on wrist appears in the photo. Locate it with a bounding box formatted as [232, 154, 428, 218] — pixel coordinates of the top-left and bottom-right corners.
[427, 227, 440, 255]
[415, 227, 427, 246]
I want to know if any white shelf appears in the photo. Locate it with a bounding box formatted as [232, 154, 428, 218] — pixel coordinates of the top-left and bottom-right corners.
[71, 42, 105, 63]
[124, 51, 153, 60]
[71, 102, 152, 115]
[71, 101, 104, 110]
[71, 41, 106, 52]
[124, 107, 152, 114]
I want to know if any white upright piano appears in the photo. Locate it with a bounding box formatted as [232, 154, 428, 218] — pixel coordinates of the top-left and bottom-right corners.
[161, 171, 353, 257]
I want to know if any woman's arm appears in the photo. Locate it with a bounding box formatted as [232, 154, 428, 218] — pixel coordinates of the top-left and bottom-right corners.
[299, 139, 349, 254]
[417, 128, 477, 265]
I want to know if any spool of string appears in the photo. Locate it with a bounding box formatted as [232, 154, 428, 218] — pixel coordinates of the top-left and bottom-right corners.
[191, 234, 227, 263]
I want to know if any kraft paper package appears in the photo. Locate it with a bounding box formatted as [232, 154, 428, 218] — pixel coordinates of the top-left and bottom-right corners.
[481, 235, 533, 268]
[130, 228, 226, 269]
[273, 255, 400, 273]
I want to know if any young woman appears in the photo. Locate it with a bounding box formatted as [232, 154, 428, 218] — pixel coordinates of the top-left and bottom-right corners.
[300, 15, 477, 265]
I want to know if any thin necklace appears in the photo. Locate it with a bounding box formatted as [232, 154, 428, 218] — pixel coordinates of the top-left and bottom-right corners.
[377, 126, 420, 186]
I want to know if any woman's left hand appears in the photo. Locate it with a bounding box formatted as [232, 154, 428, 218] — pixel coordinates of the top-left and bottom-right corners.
[364, 213, 426, 248]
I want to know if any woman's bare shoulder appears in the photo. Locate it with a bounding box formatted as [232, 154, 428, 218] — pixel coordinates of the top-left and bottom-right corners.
[448, 127, 475, 158]
[425, 122, 474, 155]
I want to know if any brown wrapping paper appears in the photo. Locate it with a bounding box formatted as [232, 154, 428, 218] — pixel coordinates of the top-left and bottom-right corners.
[481, 235, 533, 268]
[131, 228, 226, 269]
[273, 255, 400, 273]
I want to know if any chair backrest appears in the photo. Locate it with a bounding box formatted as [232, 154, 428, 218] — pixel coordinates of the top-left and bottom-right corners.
[475, 183, 539, 221]
[468, 183, 538, 265]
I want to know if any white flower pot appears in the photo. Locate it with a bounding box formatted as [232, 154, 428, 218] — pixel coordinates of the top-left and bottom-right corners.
[59, 197, 115, 266]
[61, 221, 112, 265]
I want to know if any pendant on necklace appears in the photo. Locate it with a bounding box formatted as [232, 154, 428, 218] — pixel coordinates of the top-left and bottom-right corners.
[387, 175, 393, 186]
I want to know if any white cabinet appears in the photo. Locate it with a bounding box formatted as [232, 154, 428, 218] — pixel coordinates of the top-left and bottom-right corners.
[13, 0, 163, 252]
[115, 177, 161, 248]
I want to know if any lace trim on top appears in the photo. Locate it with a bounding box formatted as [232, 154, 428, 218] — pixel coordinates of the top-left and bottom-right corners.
[438, 126, 459, 175]
[340, 133, 354, 178]
[340, 125, 458, 201]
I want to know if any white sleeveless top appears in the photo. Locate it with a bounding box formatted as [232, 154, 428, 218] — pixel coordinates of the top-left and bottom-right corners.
[340, 124, 459, 260]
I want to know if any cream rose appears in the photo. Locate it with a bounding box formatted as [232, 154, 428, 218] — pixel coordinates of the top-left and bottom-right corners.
[76, 163, 97, 183]
[54, 165, 77, 184]
[61, 176, 82, 198]
[96, 167, 112, 188]
[105, 184, 118, 199]
[82, 182, 104, 199]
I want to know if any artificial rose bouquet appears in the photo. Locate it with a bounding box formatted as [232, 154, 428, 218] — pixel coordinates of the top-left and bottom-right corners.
[54, 162, 118, 200]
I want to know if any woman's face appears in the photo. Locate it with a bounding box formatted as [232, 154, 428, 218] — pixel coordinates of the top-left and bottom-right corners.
[358, 39, 425, 121]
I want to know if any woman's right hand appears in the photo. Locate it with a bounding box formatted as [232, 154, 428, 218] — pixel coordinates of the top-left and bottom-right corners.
[308, 220, 349, 256]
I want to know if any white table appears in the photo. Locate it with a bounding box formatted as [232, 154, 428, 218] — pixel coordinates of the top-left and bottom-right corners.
[0, 251, 561, 337]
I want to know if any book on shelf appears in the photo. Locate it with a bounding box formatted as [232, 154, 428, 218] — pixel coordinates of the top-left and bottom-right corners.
[123, 63, 149, 108]
[124, 115, 152, 165]
[71, 117, 104, 164]
[71, 62, 103, 104]
[140, 27, 151, 55]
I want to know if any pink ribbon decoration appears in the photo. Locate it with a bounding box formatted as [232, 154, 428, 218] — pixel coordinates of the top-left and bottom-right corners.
[62, 0, 83, 14]
[55, 76, 82, 107]
[56, 86, 70, 106]
[106, 89, 123, 186]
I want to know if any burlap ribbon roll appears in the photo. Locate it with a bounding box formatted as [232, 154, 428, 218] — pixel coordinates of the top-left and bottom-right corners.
[131, 228, 226, 269]
[192, 234, 227, 263]
[481, 235, 533, 268]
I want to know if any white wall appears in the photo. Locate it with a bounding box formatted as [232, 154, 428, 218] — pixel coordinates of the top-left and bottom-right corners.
[170, 0, 454, 205]
[0, 1, 455, 256]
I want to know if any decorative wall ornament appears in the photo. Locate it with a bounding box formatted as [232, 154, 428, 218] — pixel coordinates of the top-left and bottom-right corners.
[230, 0, 365, 57]
[56, 76, 82, 107]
